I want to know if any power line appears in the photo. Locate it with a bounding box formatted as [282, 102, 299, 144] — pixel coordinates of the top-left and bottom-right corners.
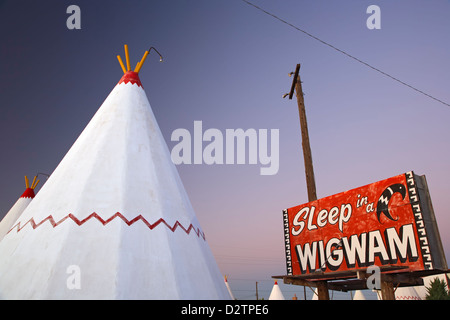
[241, 0, 450, 108]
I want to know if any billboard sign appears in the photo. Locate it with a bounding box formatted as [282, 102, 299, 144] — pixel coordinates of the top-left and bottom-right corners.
[283, 171, 447, 276]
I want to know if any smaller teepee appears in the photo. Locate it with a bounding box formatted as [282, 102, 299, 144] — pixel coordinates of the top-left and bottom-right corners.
[268, 281, 285, 300]
[312, 288, 318, 300]
[224, 276, 235, 300]
[395, 286, 421, 300]
[0, 176, 39, 241]
[352, 290, 366, 300]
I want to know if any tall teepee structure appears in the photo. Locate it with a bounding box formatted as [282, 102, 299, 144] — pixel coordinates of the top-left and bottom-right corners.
[0, 45, 229, 299]
[0, 176, 39, 242]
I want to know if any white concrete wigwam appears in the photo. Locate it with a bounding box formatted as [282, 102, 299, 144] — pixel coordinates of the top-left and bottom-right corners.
[268, 280, 285, 300]
[0, 45, 229, 299]
[312, 288, 318, 300]
[0, 176, 39, 242]
[395, 286, 421, 300]
[224, 276, 235, 300]
[352, 290, 366, 300]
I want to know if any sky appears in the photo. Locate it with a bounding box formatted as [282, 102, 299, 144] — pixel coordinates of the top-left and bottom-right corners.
[0, 0, 450, 300]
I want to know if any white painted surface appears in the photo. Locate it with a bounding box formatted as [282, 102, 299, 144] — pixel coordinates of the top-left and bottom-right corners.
[352, 290, 366, 300]
[0, 195, 32, 242]
[268, 281, 285, 300]
[224, 277, 235, 300]
[395, 286, 421, 300]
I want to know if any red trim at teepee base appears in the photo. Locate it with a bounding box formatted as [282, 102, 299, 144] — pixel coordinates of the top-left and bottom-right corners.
[118, 71, 142, 87]
[396, 296, 421, 300]
[8, 212, 205, 240]
[20, 188, 35, 199]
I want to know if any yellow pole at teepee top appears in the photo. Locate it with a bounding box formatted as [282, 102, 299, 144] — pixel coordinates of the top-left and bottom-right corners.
[32, 179, 40, 189]
[116, 45, 163, 74]
[31, 176, 40, 189]
[24, 175, 40, 189]
[117, 55, 127, 74]
[30, 176, 37, 189]
[124, 44, 131, 71]
[134, 50, 149, 73]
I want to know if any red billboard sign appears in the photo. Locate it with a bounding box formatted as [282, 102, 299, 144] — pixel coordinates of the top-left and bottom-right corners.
[283, 171, 447, 276]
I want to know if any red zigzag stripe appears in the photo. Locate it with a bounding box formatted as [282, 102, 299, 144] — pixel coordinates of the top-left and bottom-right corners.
[396, 296, 421, 300]
[7, 212, 205, 240]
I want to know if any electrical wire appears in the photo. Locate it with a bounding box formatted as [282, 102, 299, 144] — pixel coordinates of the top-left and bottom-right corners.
[241, 0, 450, 108]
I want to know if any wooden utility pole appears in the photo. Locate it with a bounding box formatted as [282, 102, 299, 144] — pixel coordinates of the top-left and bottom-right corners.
[381, 281, 396, 300]
[255, 281, 259, 300]
[288, 64, 317, 202]
[287, 64, 328, 299]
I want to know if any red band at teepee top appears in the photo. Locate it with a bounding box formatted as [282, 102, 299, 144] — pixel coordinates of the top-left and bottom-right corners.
[118, 71, 143, 87]
[20, 188, 35, 199]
